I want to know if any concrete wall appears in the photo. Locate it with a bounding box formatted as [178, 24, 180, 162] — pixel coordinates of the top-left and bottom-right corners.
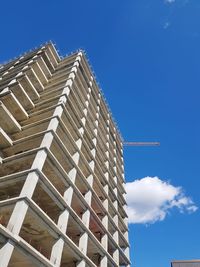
[172, 262, 200, 267]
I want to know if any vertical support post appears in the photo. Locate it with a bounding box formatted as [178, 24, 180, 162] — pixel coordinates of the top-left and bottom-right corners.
[51, 56, 94, 266]
[0, 241, 15, 267]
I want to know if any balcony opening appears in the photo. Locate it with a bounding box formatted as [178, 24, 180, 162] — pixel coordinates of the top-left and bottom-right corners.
[32, 181, 62, 223]
[19, 208, 57, 260]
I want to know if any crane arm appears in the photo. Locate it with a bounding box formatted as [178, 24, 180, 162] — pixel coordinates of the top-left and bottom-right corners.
[123, 142, 160, 146]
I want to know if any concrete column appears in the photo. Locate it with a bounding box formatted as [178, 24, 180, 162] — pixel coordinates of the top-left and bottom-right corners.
[125, 246, 130, 260]
[89, 160, 95, 172]
[50, 67, 94, 265]
[78, 104, 102, 259]
[113, 176, 118, 186]
[79, 203, 91, 255]
[113, 248, 119, 265]
[72, 151, 80, 165]
[7, 171, 40, 234]
[50, 167, 76, 265]
[104, 171, 109, 182]
[113, 187, 118, 212]
[0, 241, 15, 267]
[78, 90, 91, 135]
[79, 232, 89, 255]
[101, 213, 108, 266]
[101, 233, 108, 251]
[79, 192, 92, 255]
[102, 215, 108, 230]
[105, 159, 109, 169]
[113, 214, 119, 227]
[113, 200, 118, 211]
[79, 181, 93, 256]
[76, 259, 86, 267]
[103, 184, 109, 195]
[50, 238, 65, 266]
[124, 217, 129, 228]
[113, 230, 119, 244]
[100, 255, 108, 267]
[113, 165, 117, 174]
[103, 198, 109, 212]
[76, 138, 82, 150]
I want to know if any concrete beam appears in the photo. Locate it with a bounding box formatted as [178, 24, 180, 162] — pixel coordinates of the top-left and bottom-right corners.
[0, 101, 21, 133]
[0, 128, 13, 148]
[18, 75, 40, 101]
[0, 89, 28, 121]
[10, 82, 35, 110]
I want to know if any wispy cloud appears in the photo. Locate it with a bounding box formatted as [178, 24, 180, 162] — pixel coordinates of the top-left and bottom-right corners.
[163, 0, 190, 30]
[165, 0, 176, 3]
[125, 177, 198, 224]
[163, 21, 171, 29]
[164, 0, 190, 5]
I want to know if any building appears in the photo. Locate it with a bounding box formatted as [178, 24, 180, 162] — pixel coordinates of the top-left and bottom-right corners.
[172, 260, 200, 267]
[0, 42, 130, 267]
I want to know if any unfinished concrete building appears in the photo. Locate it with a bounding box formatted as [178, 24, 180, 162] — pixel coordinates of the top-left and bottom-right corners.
[172, 260, 200, 267]
[0, 43, 130, 267]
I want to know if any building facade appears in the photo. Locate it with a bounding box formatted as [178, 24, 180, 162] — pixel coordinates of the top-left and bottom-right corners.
[0, 43, 130, 267]
[172, 261, 200, 267]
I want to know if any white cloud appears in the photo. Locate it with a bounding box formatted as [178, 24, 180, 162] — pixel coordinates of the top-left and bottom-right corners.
[125, 177, 198, 224]
[163, 22, 171, 29]
[164, 0, 190, 4]
[165, 0, 176, 3]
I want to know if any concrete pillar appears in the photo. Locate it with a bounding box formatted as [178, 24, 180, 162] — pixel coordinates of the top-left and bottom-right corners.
[113, 248, 120, 265]
[102, 215, 108, 230]
[103, 199, 109, 211]
[79, 232, 89, 255]
[79, 189, 93, 256]
[100, 255, 108, 267]
[101, 233, 108, 251]
[125, 246, 130, 260]
[50, 238, 65, 266]
[50, 67, 94, 265]
[0, 241, 15, 267]
[113, 230, 119, 244]
[113, 214, 119, 227]
[7, 171, 40, 234]
[57, 209, 70, 233]
[124, 231, 129, 241]
[50, 168, 76, 265]
[104, 184, 109, 195]
[76, 259, 86, 267]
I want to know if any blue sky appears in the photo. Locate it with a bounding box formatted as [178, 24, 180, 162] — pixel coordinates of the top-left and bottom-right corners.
[1, 1, 200, 266]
